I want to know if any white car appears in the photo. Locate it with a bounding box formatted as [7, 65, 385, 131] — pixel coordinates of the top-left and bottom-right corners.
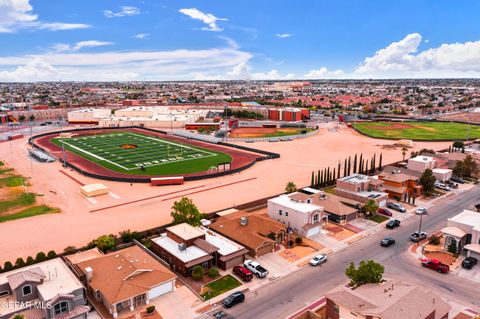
[415, 207, 427, 215]
[309, 254, 328, 266]
[435, 182, 451, 191]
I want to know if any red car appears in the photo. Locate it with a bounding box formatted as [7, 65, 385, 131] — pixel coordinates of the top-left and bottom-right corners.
[233, 266, 253, 282]
[421, 259, 449, 273]
[378, 208, 393, 217]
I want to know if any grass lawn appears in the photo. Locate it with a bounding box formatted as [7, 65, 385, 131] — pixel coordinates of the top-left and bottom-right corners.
[0, 175, 30, 187]
[0, 205, 59, 223]
[323, 186, 336, 194]
[0, 192, 36, 213]
[353, 121, 480, 140]
[51, 132, 232, 176]
[200, 274, 242, 301]
[367, 214, 389, 223]
[0, 167, 14, 174]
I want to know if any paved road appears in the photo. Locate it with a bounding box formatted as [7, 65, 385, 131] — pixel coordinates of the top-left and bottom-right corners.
[227, 186, 480, 319]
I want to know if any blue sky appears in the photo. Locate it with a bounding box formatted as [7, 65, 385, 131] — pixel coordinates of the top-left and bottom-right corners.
[0, 0, 479, 81]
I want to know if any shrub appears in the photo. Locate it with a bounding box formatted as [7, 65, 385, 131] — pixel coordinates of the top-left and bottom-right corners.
[46, 250, 57, 259]
[295, 237, 303, 245]
[287, 240, 294, 247]
[0, 265, 2, 273]
[119, 229, 141, 243]
[94, 235, 116, 253]
[15, 258, 25, 268]
[192, 265, 204, 281]
[429, 235, 440, 245]
[35, 252, 47, 263]
[146, 306, 155, 314]
[26, 256, 35, 265]
[447, 242, 457, 254]
[208, 268, 219, 278]
[3, 261, 13, 271]
[63, 246, 77, 254]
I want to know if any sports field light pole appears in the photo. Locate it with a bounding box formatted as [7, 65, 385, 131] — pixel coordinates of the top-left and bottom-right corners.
[60, 116, 67, 168]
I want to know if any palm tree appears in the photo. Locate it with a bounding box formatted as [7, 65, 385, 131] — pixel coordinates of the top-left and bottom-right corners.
[401, 146, 408, 161]
[285, 181, 297, 193]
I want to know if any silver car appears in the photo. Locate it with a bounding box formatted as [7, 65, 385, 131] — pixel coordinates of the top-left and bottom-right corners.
[309, 254, 328, 266]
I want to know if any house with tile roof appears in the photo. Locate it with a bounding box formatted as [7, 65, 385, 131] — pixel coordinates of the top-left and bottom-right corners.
[210, 211, 286, 257]
[0, 258, 89, 319]
[73, 245, 176, 319]
[325, 279, 451, 319]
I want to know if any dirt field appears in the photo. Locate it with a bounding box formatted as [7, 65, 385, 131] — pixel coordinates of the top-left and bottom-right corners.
[0, 123, 451, 262]
[229, 127, 309, 138]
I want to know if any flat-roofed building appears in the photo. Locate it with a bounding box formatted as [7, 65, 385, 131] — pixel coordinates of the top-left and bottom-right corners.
[0, 258, 89, 319]
[335, 174, 388, 206]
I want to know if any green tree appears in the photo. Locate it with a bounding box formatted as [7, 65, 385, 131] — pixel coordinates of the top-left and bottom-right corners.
[26, 256, 35, 265]
[345, 260, 384, 287]
[171, 197, 205, 226]
[15, 258, 25, 268]
[463, 155, 478, 178]
[353, 154, 358, 173]
[378, 153, 383, 170]
[401, 146, 408, 161]
[419, 169, 436, 196]
[3, 261, 13, 271]
[94, 235, 116, 253]
[119, 230, 141, 243]
[208, 268, 219, 278]
[12, 315, 25, 319]
[18, 115, 26, 122]
[310, 172, 314, 187]
[191, 265, 204, 281]
[285, 181, 297, 193]
[453, 161, 465, 178]
[362, 199, 379, 217]
[35, 252, 47, 263]
[46, 250, 57, 259]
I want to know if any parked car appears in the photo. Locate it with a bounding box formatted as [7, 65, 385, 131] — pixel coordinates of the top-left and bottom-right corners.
[309, 254, 328, 266]
[244, 260, 269, 278]
[233, 266, 253, 282]
[415, 207, 427, 215]
[450, 177, 465, 184]
[462, 257, 478, 269]
[386, 219, 401, 229]
[222, 291, 245, 308]
[39, 122, 47, 126]
[378, 208, 393, 217]
[445, 181, 458, 189]
[380, 237, 395, 247]
[435, 182, 451, 191]
[410, 231, 427, 242]
[421, 259, 449, 273]
[387, 202, 406, 212]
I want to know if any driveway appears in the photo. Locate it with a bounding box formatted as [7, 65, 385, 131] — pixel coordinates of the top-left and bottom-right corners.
[455, 264, 480, 284]
[256, 251, 298, 279]
[152, 286, 200, 319]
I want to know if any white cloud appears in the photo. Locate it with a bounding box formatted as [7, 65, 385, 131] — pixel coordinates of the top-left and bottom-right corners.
[304, 67, 345, 79]
[52, 40, 114, 52]
[0, 0, 90, 32]
[179, 8, 227, 32]
[276, 33, 293, 39]
[353, 33, 480, 78]
[134, 33, 150, 40]
[0, 47, 252, 82]
[103, 6, 140, 18]
[195, 63, 296, 81]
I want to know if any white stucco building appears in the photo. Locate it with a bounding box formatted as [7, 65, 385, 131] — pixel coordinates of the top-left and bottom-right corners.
[407, 155, 436, 172]
[441, 209, 480, 259]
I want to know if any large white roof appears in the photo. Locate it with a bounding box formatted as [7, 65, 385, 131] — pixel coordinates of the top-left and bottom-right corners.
[151, 234, 209, 263]
[269, 194, 321, 213]
[448, 209, 480, 229]
[199, 226, 245, 256]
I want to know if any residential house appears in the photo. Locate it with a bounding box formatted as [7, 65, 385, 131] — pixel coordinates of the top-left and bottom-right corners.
[268, 193, 327, 237]
[0, 258, 89, 319]
[441, 209, 480, 259]
[335, 174, 388, 206]
[408, 155, 436, 172]
[210, 211, 286, 257]
[150, 223, 248, 276]
[325, 279, 451, 319]
[378, 166, 422, 200]
[73, 245, 176, 318]
[432, 168, 453, 182]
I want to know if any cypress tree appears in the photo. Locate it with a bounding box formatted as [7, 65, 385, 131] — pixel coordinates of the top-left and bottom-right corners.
[353, 154, 358, 173]
[319, 169, 323, 188]
[372, 154, 376, 173]
[311, 171, 314, 187]
[348, 156, 351, 175]
[359, 154, 363, 172]
[316, 170, 320, 188]
[337, 163, 341, 179]
[326, 167, 330, 185]
[343, 158, 347, 177]
[378, 153, 383, 170]
[333, 168, 337, 185]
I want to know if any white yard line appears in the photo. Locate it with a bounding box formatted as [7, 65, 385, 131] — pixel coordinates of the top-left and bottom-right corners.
[108, 192, 120, 199]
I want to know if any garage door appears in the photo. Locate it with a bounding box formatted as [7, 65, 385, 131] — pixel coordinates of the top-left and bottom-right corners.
[148, 281, 173, 299]
[378, 199, 387, 207]
[306, 226, 320, 238]
[224, 255, 244, 269]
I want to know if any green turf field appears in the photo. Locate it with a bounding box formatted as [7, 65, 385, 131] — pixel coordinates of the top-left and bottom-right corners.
[51, 132, 232, 175]
[353, 121, 480, 140]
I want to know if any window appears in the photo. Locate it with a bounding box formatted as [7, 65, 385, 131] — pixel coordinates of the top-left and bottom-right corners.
[54, 301, 69, 315]
[285, 212, 288, 217]
[22, 285, 32, 296]
[279, 210, 282, 216]
[313, 214, 319, 222]
[0, 291, 9, 297]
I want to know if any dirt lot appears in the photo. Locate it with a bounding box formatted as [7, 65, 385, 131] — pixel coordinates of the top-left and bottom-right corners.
[0, 123, 451, 262]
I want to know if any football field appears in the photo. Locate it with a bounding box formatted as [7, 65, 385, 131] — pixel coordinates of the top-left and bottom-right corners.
[51, 132, 232, 175]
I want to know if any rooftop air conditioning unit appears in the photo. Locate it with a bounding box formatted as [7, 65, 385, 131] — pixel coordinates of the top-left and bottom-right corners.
[240, 216, 248, 226]
[178, 243, 187, 251]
